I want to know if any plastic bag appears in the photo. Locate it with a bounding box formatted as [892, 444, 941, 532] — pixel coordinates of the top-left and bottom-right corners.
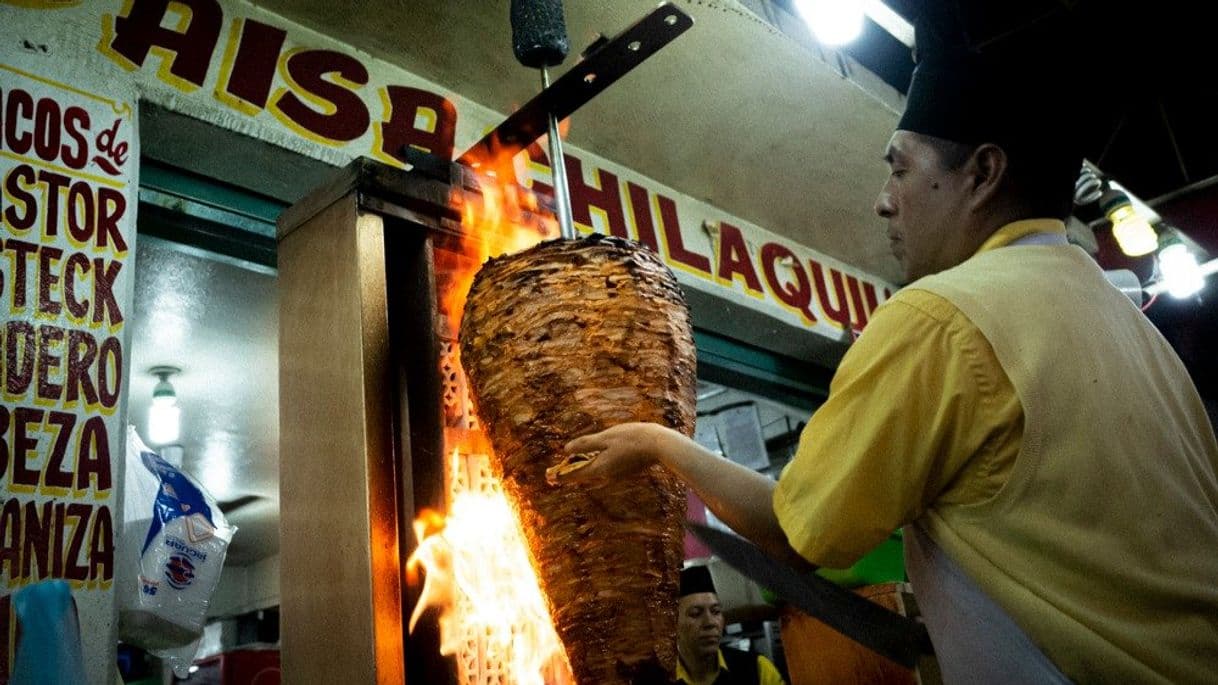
[118, 427, 236, 676]
[10, 580, 87, 685]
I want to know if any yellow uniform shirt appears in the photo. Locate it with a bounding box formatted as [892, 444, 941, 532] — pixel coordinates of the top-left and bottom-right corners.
[773, 220, 1053, 568]
[774, 218, 1218, 682]
[675, 648, 787, 685]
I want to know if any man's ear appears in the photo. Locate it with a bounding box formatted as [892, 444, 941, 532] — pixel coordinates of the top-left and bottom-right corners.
[965, 143, 1009, 208]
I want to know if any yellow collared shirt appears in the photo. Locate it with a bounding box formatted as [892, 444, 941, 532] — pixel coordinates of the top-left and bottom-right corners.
[773, 219, 1064, 568]
[675, 648, 788, 685]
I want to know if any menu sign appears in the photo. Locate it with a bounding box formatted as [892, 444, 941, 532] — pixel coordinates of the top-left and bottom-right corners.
[1, 61, 138, 684]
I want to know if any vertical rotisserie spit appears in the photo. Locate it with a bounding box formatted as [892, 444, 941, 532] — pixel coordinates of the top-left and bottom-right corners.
[459, 235, 697, 684]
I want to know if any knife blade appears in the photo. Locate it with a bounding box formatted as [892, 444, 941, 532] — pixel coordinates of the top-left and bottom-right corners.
[687, 522, 932, 667]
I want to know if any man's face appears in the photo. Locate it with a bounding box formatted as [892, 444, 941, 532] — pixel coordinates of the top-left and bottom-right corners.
[677, 592, 724, 662]
[874, 130, 975, 283]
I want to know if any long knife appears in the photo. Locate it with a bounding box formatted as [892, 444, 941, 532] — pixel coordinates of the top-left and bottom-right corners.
[687, 522, 932, 667]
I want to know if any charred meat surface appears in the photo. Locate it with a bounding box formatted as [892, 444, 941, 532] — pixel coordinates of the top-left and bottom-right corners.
[460, 235, 697, 684]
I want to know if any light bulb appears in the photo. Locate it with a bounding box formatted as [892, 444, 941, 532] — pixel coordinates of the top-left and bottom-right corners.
[1158, 243, 1205, 299]
[794, 0, 864, 46]
[148, 366, 182, 445]
[148, 401, 180, 444]
[1105, 200, 1158, 257]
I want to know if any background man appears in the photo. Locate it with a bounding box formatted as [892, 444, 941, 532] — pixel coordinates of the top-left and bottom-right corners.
[676, 565, 786, 685]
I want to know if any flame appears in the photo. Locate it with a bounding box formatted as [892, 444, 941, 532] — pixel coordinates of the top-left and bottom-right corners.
[408, 453, 572, 685]
[407, 138, 571, 684]
[442, 138, 559, 322]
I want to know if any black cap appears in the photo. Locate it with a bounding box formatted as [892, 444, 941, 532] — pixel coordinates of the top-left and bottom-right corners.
[680, 565, 716, 597]
[896, 6, 1086, 216]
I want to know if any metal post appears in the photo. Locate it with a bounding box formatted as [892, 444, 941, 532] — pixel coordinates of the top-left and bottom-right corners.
[542, 68, 577, 240]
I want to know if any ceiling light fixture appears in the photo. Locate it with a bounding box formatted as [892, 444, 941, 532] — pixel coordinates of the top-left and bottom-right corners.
[1157, 239, 1206, 299]
[148, 366, 182, 445]
[794, 0, 864, 46]
[861, 0, 913, 47]
[1099, 188, 1158, 257]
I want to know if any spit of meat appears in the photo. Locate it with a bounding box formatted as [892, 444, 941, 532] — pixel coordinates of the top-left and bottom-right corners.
[460, 235, 697, 684]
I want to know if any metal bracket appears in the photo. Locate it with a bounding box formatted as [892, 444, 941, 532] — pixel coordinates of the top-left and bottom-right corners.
[457, 3, 694, 165]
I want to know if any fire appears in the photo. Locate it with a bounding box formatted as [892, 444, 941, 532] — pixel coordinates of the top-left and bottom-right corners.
[407, 137, 571, 684]
[441, 138, 559, 320]
[407, 453, 572, 685]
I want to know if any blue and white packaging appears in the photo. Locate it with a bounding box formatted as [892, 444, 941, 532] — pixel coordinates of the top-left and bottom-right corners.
[118, 427, 235, 670]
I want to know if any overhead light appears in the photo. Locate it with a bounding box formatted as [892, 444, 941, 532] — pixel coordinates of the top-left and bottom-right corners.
[861, 0, 913, 47]
[1100, 188, 1158, 257]
[1157, 241, 1205, 299]
[148, 366, 181, 445]
[794, 0, 864, 46]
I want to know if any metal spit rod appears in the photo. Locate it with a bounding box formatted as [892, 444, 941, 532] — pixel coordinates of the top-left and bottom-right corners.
[541, 67, 576, 240]
[511, 0, 577, 240]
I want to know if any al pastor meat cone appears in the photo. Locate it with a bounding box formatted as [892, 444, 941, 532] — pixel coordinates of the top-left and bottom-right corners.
[459, 235, 696, 684]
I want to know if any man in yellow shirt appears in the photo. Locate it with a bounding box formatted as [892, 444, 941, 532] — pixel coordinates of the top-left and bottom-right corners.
[559, 10, 1218, 684]
[675, 565, 786, 685]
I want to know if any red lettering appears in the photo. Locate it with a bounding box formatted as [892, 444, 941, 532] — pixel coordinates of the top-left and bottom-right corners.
[92, 258, 124, 326]
[528, 147, 627, 238]
[51, 502, 65, 578]
[42, 411, 75, 490]
[96, 186, 129, 252]
[67, 183, 94, 244]
[0, 406, 8, 484]
[4, 89, 33, 155]
[567, 157, 627, 238]
[4, 165, 37, 231]
[37, 169, 69, 237]
[0, 92, 91, 167]
[61, 106, 90, 170]
[109, 0, 222, 89]
[5, 321, 36, 395]
[846, 276, 869, 330]
[626, 182, 659, 252]
[11, 407, 41, 487]
[94, 118, 130, 173]
[809, 259, 851, 330]
[759, 242, 817, 324]
[862, 281, 882, 319]
[64, 503, 91, 582]
[21, 500, 50, 580]
[656, 194, 711, 275]
[6, 240, 37, 309]
[37, 245, 64, 316]
[64, 252, 91, 319]
[715, 222, 763, 292]
[36, 325, 65, 400]
[98, 337, 122, 409]
[0, 499, 19, 580]
[274, 49, 369, 143]
[90, 506, 114, 581]
[376, 85, 457, 162]
[76, 416, 111, 491]
[65, 330, 99, 406]
[32, 97, 61, 164]
[222, 19, 286, 109]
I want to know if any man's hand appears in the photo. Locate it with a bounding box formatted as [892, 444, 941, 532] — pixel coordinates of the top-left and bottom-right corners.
[558, 420, 803, 566]
[557, 422, 685, 482]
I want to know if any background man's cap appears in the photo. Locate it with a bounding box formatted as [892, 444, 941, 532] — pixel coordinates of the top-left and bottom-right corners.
[680, 565, 716, 597]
